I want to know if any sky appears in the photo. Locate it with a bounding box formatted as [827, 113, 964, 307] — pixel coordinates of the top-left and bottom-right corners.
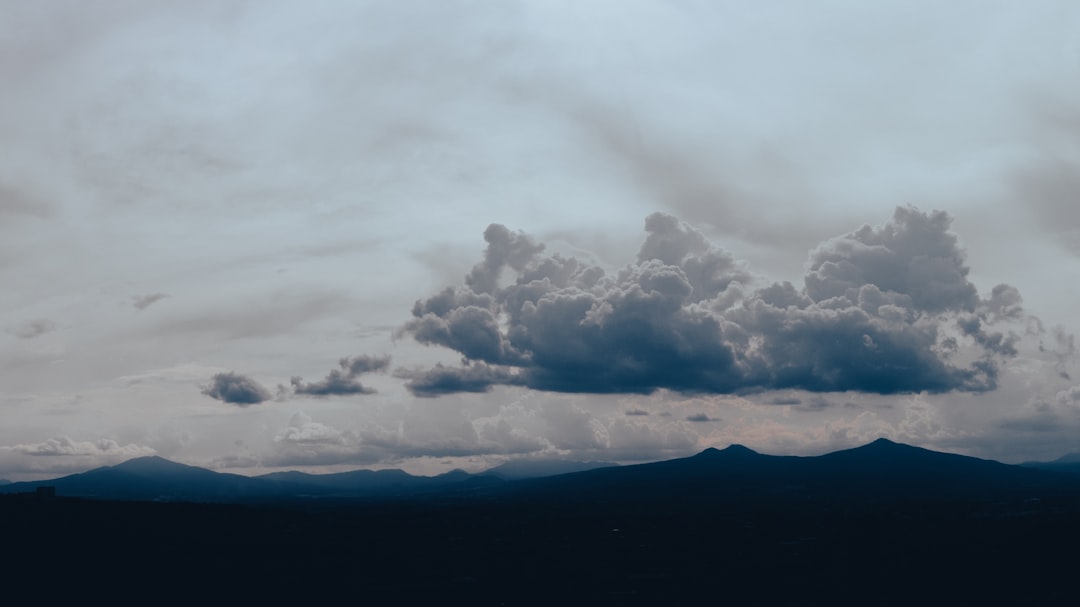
[2, 0, 1080, 481]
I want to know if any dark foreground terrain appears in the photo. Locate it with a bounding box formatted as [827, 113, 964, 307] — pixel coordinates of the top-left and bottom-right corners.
[5, 488, 1080, 605]
[6, 440, 1080, 605]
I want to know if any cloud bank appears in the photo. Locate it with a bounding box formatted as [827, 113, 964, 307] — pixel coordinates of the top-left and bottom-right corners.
[401, 207, 1025, 397]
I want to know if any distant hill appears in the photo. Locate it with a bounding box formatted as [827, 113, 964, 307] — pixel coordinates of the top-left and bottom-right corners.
[484, 458, 618, 480]
[0, 456, 304, 502]
[255, 467, 485, 492]
[1021, 451, 1080, 476]
[509, 438, 1080, 502]
[0, 479, 10, 486]
[4, 439, 1079, 504]
[0, 456, 499, 502]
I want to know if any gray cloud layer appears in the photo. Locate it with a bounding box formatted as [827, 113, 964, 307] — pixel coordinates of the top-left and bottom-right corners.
[401, 207, 1025, 397]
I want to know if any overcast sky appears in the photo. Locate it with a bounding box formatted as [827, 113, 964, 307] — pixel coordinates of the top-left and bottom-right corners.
[2, 0, 1079, 481]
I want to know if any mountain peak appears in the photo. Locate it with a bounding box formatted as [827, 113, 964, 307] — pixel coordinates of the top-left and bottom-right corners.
[693, 444, 759, 459]
[854, 437, 920, 452]
[115, 455, 173, 465]
[1052, 452, 1080, 464]
[110, 455, 198, 474]
[825, 438, 924, 457]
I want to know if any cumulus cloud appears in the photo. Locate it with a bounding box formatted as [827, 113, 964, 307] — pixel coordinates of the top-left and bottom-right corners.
[264, 416, 375, 467]
[201, 371, 272, 405]
[803, 207, 978, 313]
[7, 318, 55, 339]
[290, 354, 390, 397]
[276, 412, 348, 446]
[400, 207, 1027, 396]
[132, 292, 169, 310]
[465, 224, 546, 294]
[1055, 386, 1080, 409]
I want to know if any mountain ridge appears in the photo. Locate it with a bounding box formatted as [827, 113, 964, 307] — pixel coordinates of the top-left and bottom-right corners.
[4, 439, 1079, 504]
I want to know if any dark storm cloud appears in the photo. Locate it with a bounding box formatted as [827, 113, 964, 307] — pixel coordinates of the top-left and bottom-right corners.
[201, 372, 271, 405]
[290, 355, 390, 397]
[7, 318, 55, 339]
[400, 207, 1026, 397]
[132, 292, 169, 310]
[625, 408, 650, 416]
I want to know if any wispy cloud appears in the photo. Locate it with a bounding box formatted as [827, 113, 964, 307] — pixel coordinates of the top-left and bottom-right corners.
[6, 318, 56, 339]
[132, 292, 169, 310]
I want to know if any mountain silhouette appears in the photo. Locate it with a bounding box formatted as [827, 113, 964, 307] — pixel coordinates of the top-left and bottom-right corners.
[3, 439, 1079, 504]
[510, 437, 1080, 503]
[0, 455, 302, 501]
[0, 456, 492, 502]
[6, 439, 1080, 605]
[256, 467, 484, 493]
[1021, 451, 1080, 476]
[484, 458, 618, 480]
[1053, 451, 1080, 464]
